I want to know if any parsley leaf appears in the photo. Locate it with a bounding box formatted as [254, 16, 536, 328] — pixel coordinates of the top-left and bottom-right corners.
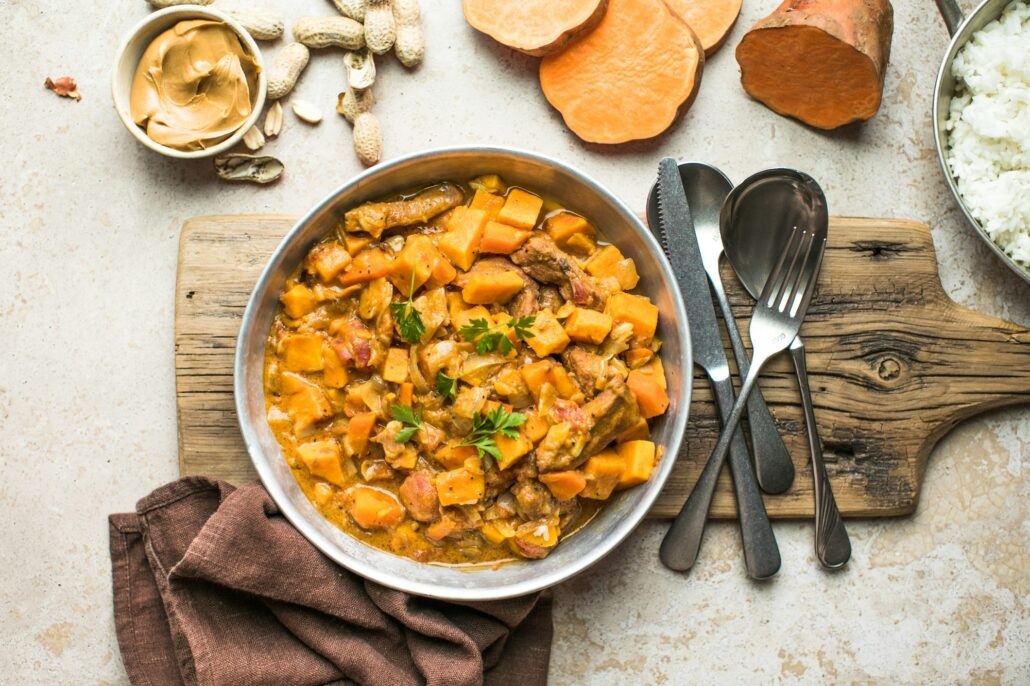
[390, 272, 425, 344]
[459, 407, 527, 459]
[458, 316, 536, 355]
[390, 403, 422, 443]
[435, 372, 458, 401]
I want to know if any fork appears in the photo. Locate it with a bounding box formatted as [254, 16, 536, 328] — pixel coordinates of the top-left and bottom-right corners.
[660, 226, 826, 573]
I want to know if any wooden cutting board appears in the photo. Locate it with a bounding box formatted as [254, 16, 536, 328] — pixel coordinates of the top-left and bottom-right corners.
[176, 214, 1030, 518]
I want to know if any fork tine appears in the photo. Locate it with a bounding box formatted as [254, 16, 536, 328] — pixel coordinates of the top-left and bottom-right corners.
[791, 238, 826, 317]
[761, 226, 803, 308]
[781, 231, 815, 313]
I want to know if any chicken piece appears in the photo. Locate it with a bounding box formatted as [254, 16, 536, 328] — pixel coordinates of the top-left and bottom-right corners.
[399, 471, 441, 522]
[512, 480, 557, 520]
[343, 183, 465, 238]
[581, 377, 641, 458]
[511, 234, 605, 309]
[328, 317, 380, 370]
[562, 347, 604, 397]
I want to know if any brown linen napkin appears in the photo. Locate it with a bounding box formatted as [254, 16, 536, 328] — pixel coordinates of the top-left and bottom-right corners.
[109, 477, 552, 686]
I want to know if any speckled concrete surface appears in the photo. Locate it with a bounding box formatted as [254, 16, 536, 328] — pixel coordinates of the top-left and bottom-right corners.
[0, 1, 1026, 683]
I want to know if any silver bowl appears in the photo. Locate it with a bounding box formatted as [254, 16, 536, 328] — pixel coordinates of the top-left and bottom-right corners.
[932, 0, 1030, 284]
[234, 146, 693, 600]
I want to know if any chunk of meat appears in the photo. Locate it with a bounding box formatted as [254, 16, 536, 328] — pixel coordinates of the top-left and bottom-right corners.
[581, 376, 641, 457]
[343, 183, 464, 238]
[399, 471, 441, 522]
[562, 346, 603, 397]
[329, 318, 379, 370]
[512, 480, 557, 520]
[511, 234, 605, 309]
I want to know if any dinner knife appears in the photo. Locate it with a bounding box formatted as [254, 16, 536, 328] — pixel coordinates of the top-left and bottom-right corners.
[652, 157, 780, 579]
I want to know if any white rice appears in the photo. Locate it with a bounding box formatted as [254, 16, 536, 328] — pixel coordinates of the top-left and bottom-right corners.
[945, 0, 1030, 266]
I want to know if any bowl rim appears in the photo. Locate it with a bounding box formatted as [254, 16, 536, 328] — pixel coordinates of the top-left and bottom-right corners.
[110, 4, 267, 160]
[931, 0, 1030, 285]
[233, 146, 693, 600]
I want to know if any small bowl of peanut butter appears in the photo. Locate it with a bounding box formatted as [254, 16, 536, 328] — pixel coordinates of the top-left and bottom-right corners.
[112, 5, 267, 159]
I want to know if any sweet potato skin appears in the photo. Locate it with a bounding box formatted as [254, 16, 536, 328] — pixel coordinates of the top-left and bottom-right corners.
[539, 0, 704, 144]
[463, 0, 609, 57]
[736, 0, 894, 129]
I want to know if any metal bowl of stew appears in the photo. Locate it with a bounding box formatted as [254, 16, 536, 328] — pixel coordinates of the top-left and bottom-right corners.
[235, 146, 692, 600]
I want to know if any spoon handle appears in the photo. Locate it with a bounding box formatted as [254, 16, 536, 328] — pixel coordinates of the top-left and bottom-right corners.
[660, 365, 780, 579]
[708, 266, 795, 494]
[789, 338, 850, 568]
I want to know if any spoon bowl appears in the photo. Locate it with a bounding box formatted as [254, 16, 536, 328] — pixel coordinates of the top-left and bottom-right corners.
[720, 170, 829, 299]
[645, 162, 732, 238]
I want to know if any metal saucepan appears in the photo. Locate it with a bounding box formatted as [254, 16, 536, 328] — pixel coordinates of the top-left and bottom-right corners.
[234, 146, 693, 601]
[932, 0, 1030, 284]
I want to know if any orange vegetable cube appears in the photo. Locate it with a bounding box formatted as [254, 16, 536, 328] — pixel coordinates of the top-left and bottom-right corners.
[539, 470, 587, 500]
[639, 357, 667, 390]
[461, 271, 526, 305]
[340, 248, 392, 286]
[579, 451, 626, 500]
[437, 207, 488, 271]
[281, 284, 317, 319]
[305, 241, 353, 282]
[544, 212, 595, 246]
[346, 485, 404, 530]
[469, 189, 505, 220]
[520, 360, 553, 399]
[548, 366, 580, 399]
[342, 233, 373, 256]
[425, 253, 457, 290]
[616, 440, 656, 489]
[494, 430, 532, 470]
[616, 417, 651, 443]
[345, 411, 376, 458]
[627, 369, 669, 418]
[323, 343, 350, 388]
[286, 385, 333, 433]
[565, 232, 598, 256]
[398, 382, 414, 406]
[526, 310, 570, 357]
[586, 245, 640, 290]
[453, 305, 492, 332]
[564, 307, 613, 345]
[607, 292, 658, 344]
[435, 443, 477, 470]
[496, 189, 543, 229]
[479, 221, 531, 254]
[523, 411, 550, 444]
[435, 467, 485, 506]
[296, 440, 347, 486]
[470, 174, 505, 194]
[281, 333, 325, 372]
[481, 519, 516, 545]
[388, 235, 439, 295]
[382, 347, 409, 384]
[623, 348, 654, 369]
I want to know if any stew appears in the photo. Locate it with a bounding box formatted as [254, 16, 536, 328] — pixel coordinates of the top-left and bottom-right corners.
[263, 174, 669, 565]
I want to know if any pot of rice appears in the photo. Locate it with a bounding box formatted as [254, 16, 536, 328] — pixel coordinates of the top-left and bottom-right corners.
[933, 0, 1030, 284]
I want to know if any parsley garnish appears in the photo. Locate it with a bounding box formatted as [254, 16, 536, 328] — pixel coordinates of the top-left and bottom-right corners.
[458, 316, 535, 355]
[390, 403, 422, 443]
[390, 272, 425, 344]
[435, 372, 458, 401]
[459, 406, 527, 460]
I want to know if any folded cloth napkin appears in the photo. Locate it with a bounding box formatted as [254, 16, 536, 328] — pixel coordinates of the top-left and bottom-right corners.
[109, 477, 552, 686]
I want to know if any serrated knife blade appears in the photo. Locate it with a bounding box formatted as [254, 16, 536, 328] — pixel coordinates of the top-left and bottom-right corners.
[655, 158, 730, 373]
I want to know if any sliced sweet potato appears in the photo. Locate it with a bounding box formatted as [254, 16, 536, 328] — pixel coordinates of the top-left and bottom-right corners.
[463, 0, 609, 57]
[735, 0, 894, 130]
[664, 0, 742, 55]
[539, 0, 703, 144]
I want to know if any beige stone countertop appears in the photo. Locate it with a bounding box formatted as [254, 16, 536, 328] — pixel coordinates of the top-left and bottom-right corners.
[1, 0, 1026, 683]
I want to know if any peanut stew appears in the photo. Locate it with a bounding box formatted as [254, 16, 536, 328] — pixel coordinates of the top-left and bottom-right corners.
[264, 175, 670, 565]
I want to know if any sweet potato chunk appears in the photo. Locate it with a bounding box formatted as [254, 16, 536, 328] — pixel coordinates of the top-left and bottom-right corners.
[615, 440, 656, 489]
[437, 207, 488, 271]
[281, 333, 324, 372]
[735, 0, 893, 129]
[606, 292, 658, 344]
[526, 310, 571, 357]
[563, 307, 613, 345]
[297, 440, 347, 486]
[281, 284, 317, 319]
[344, 485, 405, 530]
[435, 467, 485, 506]
[496, 189, 543, 230]
[461, 271, 525, 305]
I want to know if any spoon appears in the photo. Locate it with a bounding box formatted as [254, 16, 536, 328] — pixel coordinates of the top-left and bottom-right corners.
[646, 163, 795, 494]
[721, 169, 851, 569]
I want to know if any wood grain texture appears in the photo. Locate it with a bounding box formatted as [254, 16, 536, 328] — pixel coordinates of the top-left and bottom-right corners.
[175, 215, 1030, 518]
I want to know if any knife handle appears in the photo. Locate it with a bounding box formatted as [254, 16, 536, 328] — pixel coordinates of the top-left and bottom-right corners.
[709, 372, 781, 580]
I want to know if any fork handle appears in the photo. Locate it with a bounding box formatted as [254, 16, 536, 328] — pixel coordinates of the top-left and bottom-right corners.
[710, 275, 795, 494]
[660, 368, 780, 579]
[789, 339, 850, 568]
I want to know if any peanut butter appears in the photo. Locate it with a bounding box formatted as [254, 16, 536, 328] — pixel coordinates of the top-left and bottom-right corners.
[130, 20, 261, 152]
